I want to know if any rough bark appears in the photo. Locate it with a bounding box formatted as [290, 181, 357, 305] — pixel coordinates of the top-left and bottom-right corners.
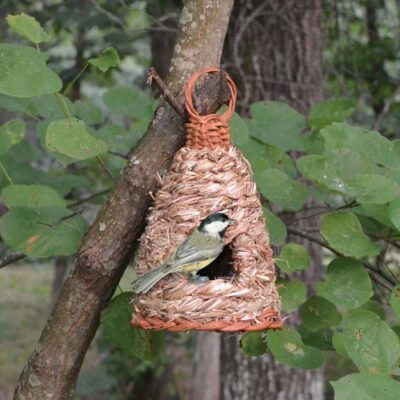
[222, 0, 323, 114]
[147, 0, 181, 80]
[220, 1, 325, 399]
[13, 1, 234, 399]
[191, 332, 220, 400]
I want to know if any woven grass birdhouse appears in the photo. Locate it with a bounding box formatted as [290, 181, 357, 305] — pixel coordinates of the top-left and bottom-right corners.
[131, 67, 282, 332]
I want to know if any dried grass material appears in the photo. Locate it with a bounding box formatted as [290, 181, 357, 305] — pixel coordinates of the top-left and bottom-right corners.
[131, 145, 282, 332]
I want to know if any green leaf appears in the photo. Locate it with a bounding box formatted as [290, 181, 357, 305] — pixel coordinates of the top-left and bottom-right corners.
[388, 198, 400, 230]
[46, 118, 108, 160]
[321, 123, 367, 152]
[240, 332, 267, 356]
[72, 100, 104, 125]
[278, 279, 307, 313]
[276, 243, 310, 273]
[0, 119, 25, 155]
[242, 139, 297, 178]
[0, 44, 62, 97]
[0, 94, 37, 115]
[355, 300, 386, 320]
[37, 120, 75, 165]
[94, 124, 126, 146]
[308, 98, 355, 130]
[34, 94, 73, 120]
[0, 207, 88, 257]
[89, 47, 120, 73]
[300, 296, 341, 331]
[300, 327, 333, 351]
[257, 169, 308, 211]
[321, 123, 394, 167]
[360, 131, 394, 167]
[343, 311, 400, 374]
[263, 207, 287, 246]
[354, 174, 400, 204]
[297, 149, 373, 195]
[103, 87, 157, 120]
[7, 140, 41, 163]
[2, 184, 66, 208]
[266, 328, 324, 369]
[316, 257, 373, 309]
[247, 101, 305, 151]
[230, 112, 249, 146]
[0, 155, 88, 195]
[332, 373, 400, 400]
[320, 212, 380, 258]
[6, 13, 51, 44]
[101, 292, 164, 361]
[356, 204, 395, 230]
[390, 285, 400, 321]
[332, 332, 350, 359]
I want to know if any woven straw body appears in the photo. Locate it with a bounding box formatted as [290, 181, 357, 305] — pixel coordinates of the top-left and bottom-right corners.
[131, 145, 282, 331]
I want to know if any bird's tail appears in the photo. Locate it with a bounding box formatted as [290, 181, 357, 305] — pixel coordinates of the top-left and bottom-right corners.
[132, 265, 171, 294]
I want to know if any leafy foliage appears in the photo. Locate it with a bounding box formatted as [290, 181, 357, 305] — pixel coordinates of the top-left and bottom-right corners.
[0, 44, 62, 97]
[266, 328, 324, 369]
[343, 311, 400, 375]
[1, 8, 400, 396]
[46, 118, 108, 160]
[276, 243, 310, 273]
[101, 293, 164, 362]
[88, 47, 120, 73]
[316, 258, 373, 309]
[6, 13, 51, 44]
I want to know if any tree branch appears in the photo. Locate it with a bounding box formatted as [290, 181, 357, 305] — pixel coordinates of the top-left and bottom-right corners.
[287, 226, 395, 291]
[0, 252, 25, 269]
[14, 1, 234, 399]
[148, 67, 185, 118]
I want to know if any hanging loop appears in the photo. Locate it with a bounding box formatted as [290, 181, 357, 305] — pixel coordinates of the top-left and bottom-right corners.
[184, 67, 237, 149]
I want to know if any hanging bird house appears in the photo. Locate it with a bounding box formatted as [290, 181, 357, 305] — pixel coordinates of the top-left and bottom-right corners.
[131, 67, 282, 332]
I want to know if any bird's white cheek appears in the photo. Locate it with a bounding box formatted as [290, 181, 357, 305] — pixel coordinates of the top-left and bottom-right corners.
[205, 221, 229, 235]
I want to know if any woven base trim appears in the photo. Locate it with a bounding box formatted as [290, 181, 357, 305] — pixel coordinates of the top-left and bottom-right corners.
[131, 308, 283, 332]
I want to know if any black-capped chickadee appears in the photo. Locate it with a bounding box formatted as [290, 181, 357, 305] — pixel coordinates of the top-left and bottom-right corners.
[132, 213, 235, 294]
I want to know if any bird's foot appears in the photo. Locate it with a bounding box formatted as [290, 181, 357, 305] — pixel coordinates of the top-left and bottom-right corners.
[188, 274, 209, 283]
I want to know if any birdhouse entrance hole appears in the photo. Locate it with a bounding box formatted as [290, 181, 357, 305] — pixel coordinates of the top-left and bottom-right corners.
[197, 245, 235, 280]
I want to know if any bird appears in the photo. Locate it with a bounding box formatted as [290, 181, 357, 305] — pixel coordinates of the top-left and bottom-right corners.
[132, 212, 236, 294]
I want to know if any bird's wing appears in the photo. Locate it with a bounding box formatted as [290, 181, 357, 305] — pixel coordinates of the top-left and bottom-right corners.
[165, 230, 223, 270]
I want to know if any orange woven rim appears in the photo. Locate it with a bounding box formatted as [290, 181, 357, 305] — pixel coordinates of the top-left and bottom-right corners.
[185, 67, 237, 149]
[131, 308, 283, 332]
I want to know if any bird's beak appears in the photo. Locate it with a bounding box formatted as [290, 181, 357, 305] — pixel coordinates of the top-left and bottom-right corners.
[229, 218, 237, 226]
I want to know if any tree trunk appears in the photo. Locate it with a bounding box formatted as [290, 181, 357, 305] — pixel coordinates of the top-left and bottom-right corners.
[191, 332, 220, 400]
[50, 257, 68, 307]
[13, 1, 234, 399]
[220, 1, 325, 399]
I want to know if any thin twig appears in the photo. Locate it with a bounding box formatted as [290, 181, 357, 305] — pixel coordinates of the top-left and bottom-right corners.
[88, 0, 127, 30]
[147, 67, 185, 118]
[69, 189, 111, 208]
[96, 157, 116, 183]
[289, 201, 358, 224]
[287, 226, 395, 291]
[37, 212, 82, 228]
[63, 63, 89, 97]
[0, 162, 14, 185]
[0, 252, 25, 269]
[108, 150, 128, 160]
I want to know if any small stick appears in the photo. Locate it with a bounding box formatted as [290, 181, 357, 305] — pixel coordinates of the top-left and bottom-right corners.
[147, 67, 185, 118]
[0, 252, 25, 269]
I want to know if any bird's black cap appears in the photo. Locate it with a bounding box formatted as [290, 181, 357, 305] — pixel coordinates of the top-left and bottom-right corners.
[198, 212, 235, 233]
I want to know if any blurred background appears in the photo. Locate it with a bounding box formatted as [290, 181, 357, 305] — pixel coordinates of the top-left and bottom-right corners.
[1, 0, 400, 399]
